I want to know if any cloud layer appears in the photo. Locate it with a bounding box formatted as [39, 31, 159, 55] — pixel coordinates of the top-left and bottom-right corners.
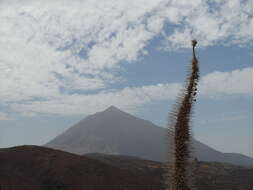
[0, 0, 253, 117]
[7, 67, 253, 116]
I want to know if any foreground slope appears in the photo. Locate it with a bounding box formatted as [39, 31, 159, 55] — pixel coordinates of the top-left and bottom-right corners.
[0, 146, 252, 190]
[87, 153, 253, 190]
[0, 146, 161, 190]
[46, 106, 253, 167]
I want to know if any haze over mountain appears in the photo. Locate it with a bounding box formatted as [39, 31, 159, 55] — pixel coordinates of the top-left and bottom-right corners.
[46, 106, 253, 167]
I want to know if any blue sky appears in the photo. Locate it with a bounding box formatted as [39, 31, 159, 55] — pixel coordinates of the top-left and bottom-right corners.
[0, 0, 252, 157]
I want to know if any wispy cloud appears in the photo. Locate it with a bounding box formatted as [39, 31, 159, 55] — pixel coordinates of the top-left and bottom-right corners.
[0, 112, 12, 120]
[9, 83, 182, 116]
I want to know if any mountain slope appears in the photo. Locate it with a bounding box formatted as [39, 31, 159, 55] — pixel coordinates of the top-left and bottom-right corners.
[46, 106, 253, 167]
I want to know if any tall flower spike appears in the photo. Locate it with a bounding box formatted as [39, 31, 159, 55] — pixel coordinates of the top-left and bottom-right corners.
[165, 40, 199, 190]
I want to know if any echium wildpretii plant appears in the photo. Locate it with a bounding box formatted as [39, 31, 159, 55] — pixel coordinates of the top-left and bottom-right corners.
[165, 40, 199, 190]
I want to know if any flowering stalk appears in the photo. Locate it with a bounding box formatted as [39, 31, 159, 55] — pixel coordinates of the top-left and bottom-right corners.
[166, 40, 199, 190]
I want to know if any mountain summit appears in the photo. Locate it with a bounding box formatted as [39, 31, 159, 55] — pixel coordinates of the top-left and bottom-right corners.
[46, 106, 253, 167]
[105, 105, 123, 112]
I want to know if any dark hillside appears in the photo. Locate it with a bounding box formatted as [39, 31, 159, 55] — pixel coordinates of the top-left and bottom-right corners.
[0, 146, 162, 190]
[0, 146, 252, 190]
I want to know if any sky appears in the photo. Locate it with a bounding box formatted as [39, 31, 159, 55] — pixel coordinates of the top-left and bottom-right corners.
[0, 0, 252, 157]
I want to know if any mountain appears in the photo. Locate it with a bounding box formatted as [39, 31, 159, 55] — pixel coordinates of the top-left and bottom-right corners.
[46, 106, 253, 167]
[0, 146, 253, 190]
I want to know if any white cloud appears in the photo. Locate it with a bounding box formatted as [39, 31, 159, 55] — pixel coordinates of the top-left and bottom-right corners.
[163, 0, 253, 49]
[0, 0, 253, 117]
[0, 0, 166, 103]
[199, 67, 253, 98]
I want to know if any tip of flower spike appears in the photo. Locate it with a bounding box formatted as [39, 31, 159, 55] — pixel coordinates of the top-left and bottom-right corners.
[192, 40, 197, 48]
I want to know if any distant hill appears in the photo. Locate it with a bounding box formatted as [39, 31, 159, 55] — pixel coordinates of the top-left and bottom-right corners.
[0, 146, 253, 190]
[46, 106, 253, 167]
